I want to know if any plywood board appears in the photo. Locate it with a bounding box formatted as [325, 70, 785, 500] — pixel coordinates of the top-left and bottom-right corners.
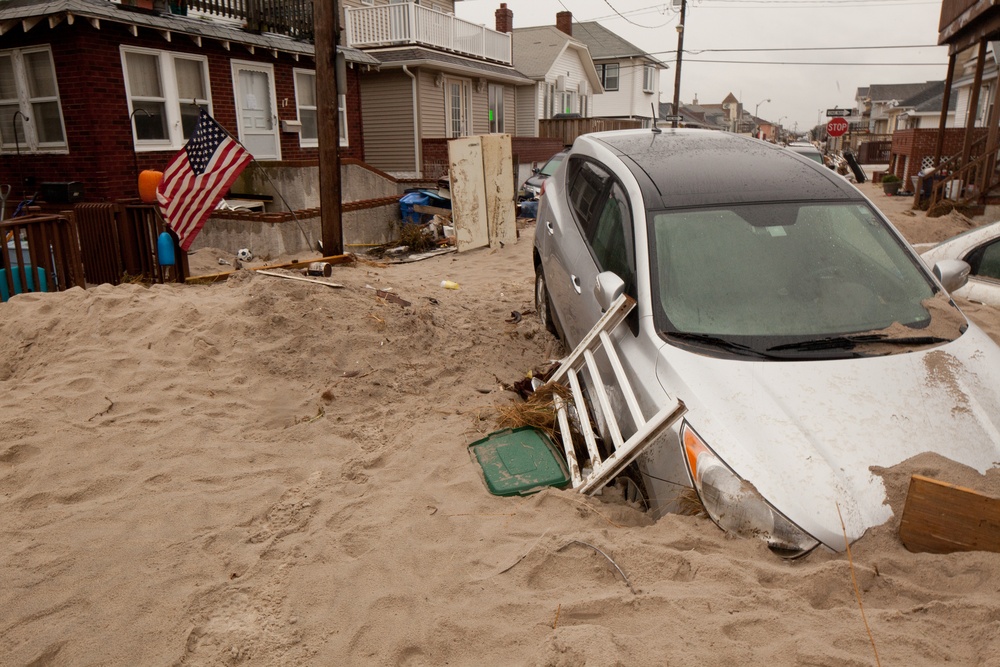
[481, 133, 517, 248]
[899, 474, 1000, 554]
[447, 137, 489, 252]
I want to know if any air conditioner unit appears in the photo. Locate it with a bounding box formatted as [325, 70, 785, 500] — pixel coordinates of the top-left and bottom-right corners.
[556, 75, 566, 92]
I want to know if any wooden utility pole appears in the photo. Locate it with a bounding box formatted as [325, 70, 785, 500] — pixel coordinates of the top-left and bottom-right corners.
[315, 0, 344, 255]
[671, 0, 686, 129]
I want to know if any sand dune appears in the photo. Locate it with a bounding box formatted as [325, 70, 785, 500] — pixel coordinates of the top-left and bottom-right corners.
[2, 184, 1000, 665]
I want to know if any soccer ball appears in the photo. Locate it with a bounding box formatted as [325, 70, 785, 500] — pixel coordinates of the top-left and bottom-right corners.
[236, 248, 253, 262]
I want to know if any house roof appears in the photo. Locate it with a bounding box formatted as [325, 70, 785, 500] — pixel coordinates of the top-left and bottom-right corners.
[911, 90, 957, 115]
[370, 47, 534, 85]
[510, 25, 602, 91]
[866, 82, 939, 104]
[0, 0, 379, 63]
[571, 21, 667, 67]
[897, 80, 946, 109]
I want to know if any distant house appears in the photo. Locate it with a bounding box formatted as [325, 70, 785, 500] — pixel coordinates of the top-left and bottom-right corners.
[562, 15, 667, 126]
[888, 81, 956, 130]
[510, 23, 603, 137]
[0, 0, 377, 204]
[346, 0, 534, 178]
[858, 82, 943, 135]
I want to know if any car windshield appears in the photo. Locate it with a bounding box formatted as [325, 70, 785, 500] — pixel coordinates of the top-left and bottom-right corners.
[649, 201, 966, 357]
[540, 155, 565, 176]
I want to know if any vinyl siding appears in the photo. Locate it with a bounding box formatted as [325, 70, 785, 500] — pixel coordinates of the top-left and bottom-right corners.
[504, 85, 516, 134]
[472, 84, 489, 135]
[360, 71, 416, 172]
[417, 69, 447, 137]
[516, 85, 537, 136]
[591, 58, 662, 119]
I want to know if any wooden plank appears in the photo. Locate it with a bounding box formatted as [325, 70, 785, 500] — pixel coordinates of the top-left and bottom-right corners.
[899, 474, 1000, 554]
[447, 136, 489, 252]
[481, 133, 517, 249]
[412, 204, 452, 217]
[184, 254, 354, 284]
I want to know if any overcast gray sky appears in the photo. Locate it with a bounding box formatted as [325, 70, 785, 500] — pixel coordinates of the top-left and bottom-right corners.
[455, 0, 951, 133]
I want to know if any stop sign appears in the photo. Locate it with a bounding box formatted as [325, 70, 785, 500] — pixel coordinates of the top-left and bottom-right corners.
[827, 117, 849, 137]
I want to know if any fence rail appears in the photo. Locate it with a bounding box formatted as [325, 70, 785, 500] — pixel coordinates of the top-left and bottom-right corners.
[173, 0, 313, 39]
[345, 3, 512, 64]
[1, 214, 85, 302]
[539, 118, 645, 147]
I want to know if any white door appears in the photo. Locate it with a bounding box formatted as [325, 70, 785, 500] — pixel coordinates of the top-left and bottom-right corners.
[232, 61, 280, 160]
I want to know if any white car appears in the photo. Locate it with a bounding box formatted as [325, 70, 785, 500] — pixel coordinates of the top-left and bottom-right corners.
[919, 220, 1000, 307]
[533, 128, 1000, 557]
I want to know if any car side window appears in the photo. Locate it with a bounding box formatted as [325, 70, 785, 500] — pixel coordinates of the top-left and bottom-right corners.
[567, 157, 610, 234]
[590, 182, 635, 293]
[967, 238, 1000, 281]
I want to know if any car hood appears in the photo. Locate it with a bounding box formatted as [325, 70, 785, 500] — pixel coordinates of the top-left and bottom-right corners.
[655, 325, 1000, 549]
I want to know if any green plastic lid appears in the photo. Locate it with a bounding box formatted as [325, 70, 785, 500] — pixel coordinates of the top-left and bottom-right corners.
[469, 427, 570, 496]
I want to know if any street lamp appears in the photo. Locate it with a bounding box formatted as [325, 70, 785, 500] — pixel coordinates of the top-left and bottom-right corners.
[755, 98, 770, 118]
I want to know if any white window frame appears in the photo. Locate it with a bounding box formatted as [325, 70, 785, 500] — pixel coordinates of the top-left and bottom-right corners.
[643, 64, 656, 93]
[294, 68, 349, 149]
[487, 83, 504, 133]
[445, 77, 471, 138]
[0, 46, 68, 154]
[120, 46, 211, 151]
[599, 63, 619, 92]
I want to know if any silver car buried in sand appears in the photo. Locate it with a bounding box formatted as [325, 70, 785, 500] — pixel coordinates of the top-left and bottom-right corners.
[533, 128, 1000, 557]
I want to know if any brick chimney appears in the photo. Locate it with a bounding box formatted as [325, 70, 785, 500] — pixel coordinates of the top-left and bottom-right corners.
[556, 11, 572, 36]
[495, 3, 513, 34]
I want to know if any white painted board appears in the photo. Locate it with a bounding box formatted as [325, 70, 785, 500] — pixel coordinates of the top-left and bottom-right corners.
[447, 137, 489, 252]
[481, 133, 517, 248]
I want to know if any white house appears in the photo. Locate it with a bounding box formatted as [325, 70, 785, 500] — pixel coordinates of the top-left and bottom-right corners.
[563, 15, 667, 125]
[509, 24, 603, 137]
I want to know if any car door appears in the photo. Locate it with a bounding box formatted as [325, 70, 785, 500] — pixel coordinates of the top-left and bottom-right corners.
[562, 160, 637, 346]
[962, 235, 1000, 307]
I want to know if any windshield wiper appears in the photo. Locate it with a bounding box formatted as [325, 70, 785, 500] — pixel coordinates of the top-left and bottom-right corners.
[666, 332, 773, 358]
[767, 334, 950, 353]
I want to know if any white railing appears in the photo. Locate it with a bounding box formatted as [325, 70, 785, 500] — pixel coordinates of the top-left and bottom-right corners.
[345, 3, 512, 65]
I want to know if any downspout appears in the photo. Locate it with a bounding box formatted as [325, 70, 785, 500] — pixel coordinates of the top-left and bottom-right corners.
[402, 65, 421, 177]
[629, 56, 635, 120]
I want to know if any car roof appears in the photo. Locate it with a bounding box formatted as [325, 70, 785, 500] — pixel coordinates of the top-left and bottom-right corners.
[582, 129, 860, 209]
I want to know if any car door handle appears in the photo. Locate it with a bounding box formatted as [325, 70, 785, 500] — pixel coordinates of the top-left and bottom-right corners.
[571, 275, 582, 294]
[546, 220, 555, 235]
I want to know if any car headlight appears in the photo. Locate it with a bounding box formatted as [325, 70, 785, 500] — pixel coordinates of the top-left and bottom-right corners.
[682, 422, 819, 557]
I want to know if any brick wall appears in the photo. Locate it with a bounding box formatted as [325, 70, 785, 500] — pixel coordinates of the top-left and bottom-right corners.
[421, 136, 563, 178]
[888, 128, 988, 183]
[0, 19, 363, 204]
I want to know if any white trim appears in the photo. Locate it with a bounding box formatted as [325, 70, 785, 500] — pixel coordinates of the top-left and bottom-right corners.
[231, 59, 281, 160]
[0, 45, 68, 154]
[120, 45, 211, 152]
[293, 67, 349, 149]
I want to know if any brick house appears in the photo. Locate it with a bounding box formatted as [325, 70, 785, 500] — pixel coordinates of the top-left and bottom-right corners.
[0, 0, 379, 209]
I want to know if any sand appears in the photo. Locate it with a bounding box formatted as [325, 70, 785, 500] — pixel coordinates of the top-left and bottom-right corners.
[2, 184, 1000, 666]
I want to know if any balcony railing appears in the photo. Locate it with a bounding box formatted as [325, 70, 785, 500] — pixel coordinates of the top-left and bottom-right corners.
[171, 0, 314, 40]
[345, 3, 512, 65]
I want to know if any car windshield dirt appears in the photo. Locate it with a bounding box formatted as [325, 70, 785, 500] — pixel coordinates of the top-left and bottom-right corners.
[649, 201, 966, 357]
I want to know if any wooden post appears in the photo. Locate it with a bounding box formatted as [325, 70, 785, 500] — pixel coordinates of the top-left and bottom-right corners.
[933, 50, 957, 167]
[960, 39, 987, 174]
[671, 0, 686, 129]
[315, 0, 344, 256]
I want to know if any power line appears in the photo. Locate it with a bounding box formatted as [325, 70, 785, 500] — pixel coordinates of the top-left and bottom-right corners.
[684, 58, 946, 66]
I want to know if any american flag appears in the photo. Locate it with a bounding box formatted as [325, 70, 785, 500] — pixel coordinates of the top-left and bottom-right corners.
[156, 110, 252, 251]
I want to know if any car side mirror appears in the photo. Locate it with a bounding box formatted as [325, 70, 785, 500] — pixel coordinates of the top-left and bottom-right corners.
[532, 167, 540, 174]
[594, 271, 625, 312]
[933, 259, 971, 292]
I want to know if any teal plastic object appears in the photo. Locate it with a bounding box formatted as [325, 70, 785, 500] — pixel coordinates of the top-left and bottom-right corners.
[157, 231, 175, 266]
[0, 266, 47, 302]
[469, 427, 570, 496]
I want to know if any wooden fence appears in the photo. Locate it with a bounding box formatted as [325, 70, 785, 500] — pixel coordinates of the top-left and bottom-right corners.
[538, 118, 645, 147]
[1, 214, 85, 302]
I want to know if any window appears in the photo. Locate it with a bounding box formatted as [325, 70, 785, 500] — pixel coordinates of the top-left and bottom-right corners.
[121, 47, 210, 150]
[967, 238, 1000, 281]
[643, 65, 656, 93]
[488, 83, 504, 133]
[0, 46, 67, 152]
[567, 157, 610, 230]
[597, 63, 619, 92]
[446, 78, 470, 138]
[293, 69, 348, 148]
[590, 183, 635, 291]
